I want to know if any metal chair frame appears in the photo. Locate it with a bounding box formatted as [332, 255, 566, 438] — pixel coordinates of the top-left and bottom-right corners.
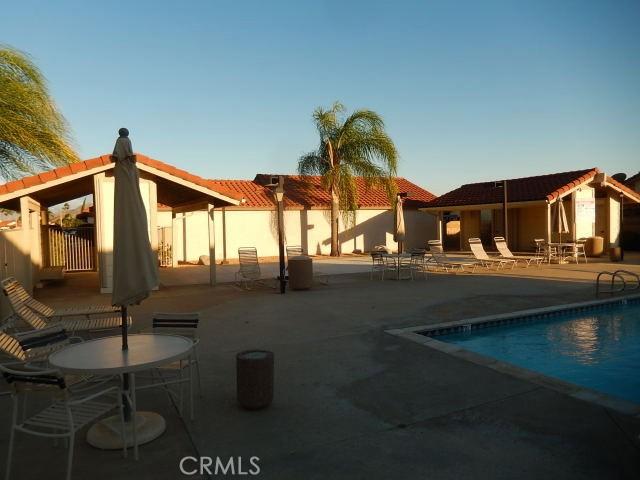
[1, 364, 125, 480]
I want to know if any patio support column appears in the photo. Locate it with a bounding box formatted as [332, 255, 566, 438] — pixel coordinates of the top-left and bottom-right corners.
[546, 201, 552, 243]
[93, 172, 109, 292]
[171, 211, 179, 267]
[437, 211, 443, 243]
[207, 203, 216, 286]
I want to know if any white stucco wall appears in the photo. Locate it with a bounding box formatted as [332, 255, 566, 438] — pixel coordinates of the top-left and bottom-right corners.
[169, 208, 437, 262]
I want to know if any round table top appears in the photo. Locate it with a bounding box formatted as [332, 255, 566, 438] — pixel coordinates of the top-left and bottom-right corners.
[49, 334, 193, 375]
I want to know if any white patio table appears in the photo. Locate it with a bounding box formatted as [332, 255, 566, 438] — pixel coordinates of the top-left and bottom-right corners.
[49, 334, 193, 458]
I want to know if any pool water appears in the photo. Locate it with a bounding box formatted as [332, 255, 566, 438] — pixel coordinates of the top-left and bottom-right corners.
[438, 302, 640, 404]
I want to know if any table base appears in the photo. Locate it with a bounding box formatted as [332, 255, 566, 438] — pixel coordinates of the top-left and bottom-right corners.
[86, 411, 166, 449]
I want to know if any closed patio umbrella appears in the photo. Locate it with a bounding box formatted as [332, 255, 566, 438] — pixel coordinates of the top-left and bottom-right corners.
[552, 197, 569, 243]
[112, 128, 158, 350]
[394, 194, 406, 253]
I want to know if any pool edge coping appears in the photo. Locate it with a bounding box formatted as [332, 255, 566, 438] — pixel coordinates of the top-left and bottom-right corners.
[386, 293, 640, 418]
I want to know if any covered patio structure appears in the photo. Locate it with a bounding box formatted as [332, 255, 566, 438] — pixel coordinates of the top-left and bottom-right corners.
[0, 154, 240, 315]
[420, 168, 640, 252]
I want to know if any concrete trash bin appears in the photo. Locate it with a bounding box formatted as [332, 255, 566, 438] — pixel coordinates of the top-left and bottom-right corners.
[585, 236, 604, 257]
[237, 350, 274, 410]
[288, 255, 313, 290]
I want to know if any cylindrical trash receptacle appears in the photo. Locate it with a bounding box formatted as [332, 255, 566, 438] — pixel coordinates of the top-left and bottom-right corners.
[288, 255, 313, 290]
[609, 247, 622, 262]
[237, 350, 273, 410]
[585, 236, 604, 257]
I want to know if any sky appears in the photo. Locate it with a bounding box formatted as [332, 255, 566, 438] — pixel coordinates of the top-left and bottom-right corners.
[3, 0, 639, 195]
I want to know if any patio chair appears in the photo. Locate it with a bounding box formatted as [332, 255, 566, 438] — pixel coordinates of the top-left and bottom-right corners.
[1, 277, 118, 321]
[428, 246, 479, 273]
[409, 249, 428, 280]
[1, 326, 75, 365]
[370, 251, 385, 280]
[493, 237, 542, 267]
[286, 245, 304, 259]
[1, 364, 125, 480]
[565, 238, 588, 264]
[235, 247, 262, 289]
[2, 278, 131, 335]
[136, 313, 200, 421]
[468, 238, 516, 269]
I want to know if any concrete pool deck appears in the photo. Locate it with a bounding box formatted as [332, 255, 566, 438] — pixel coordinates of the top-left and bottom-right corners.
[1, 255, 639, 479]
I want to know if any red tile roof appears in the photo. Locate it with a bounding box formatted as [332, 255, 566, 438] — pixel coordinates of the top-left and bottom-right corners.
[213, 175, 436, 209]
[0, 154, 243, 203]
[424, 168, 598, 208]
[424, 168, 640, 209]
[0, 154, 436, 210]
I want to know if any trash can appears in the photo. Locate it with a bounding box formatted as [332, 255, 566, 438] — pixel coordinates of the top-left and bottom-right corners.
[585, 236, 604, 257]
[237, 350, 274, 410]
[288, 255, 313, 290]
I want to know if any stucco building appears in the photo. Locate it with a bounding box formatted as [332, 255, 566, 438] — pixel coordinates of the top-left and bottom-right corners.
[421, 168, 640, 251]
[0, 154, 437, 313]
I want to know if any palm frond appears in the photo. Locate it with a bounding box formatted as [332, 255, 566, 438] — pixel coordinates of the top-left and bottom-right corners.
[0, 45, 79, 180]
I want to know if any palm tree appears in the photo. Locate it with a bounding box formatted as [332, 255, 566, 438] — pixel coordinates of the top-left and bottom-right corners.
[0, 46, 78, 180]
[298, 102, 398, 256]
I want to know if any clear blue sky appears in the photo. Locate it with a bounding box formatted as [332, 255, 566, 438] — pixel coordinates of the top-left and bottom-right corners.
[3, 0, 639, 195]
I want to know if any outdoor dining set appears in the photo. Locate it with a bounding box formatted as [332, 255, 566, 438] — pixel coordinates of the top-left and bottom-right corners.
[0, 276, 201, 480]
[370, 236, 588, 280]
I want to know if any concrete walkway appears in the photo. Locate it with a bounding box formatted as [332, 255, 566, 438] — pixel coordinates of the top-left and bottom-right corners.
[1, 256, 639, 479]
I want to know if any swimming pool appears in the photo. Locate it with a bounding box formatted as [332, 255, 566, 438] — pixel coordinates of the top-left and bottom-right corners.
[435, 301, 640, 405]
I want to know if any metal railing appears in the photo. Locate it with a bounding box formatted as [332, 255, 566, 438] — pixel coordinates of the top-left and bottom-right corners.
[596, 270, 640, 295]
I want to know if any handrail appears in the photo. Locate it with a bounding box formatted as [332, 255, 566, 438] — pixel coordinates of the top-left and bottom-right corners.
[596, 271, 625, 295]
[596, 269, 639, 295]
[613, 270, 640, 291]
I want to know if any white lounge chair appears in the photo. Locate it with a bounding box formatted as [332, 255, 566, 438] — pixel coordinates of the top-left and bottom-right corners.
[235, 247, 263, 289]
[427, 241, 480, 273]
[493, 237, 542, 267]
[468, 238, 516, 269]
[1, 277, 131, 334]
[2, 277, 119, 320]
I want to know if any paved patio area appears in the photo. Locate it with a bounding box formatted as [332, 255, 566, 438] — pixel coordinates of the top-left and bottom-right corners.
[1, 255, 639, 479]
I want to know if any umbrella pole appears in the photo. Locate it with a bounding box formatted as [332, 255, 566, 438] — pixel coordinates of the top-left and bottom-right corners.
[121, 306, 128, 350]
[121, 305, 131, 422]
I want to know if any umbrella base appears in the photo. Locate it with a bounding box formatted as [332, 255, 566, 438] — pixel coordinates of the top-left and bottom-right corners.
[87, 411, 166, 449]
